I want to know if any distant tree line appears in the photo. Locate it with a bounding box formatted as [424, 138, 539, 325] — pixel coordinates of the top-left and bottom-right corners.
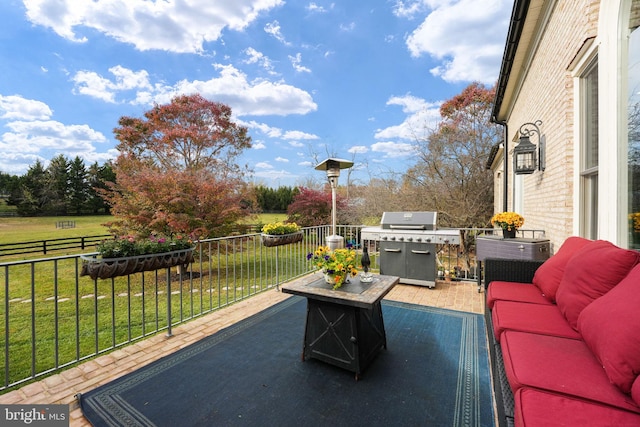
[253, 185, 298, 212]
[0, 159, 302, 218]
[0, 155, 115, 216]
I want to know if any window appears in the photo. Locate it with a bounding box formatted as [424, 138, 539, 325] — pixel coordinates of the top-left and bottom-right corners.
[581, 61, 599, 239]
[627, 1, 640, 248]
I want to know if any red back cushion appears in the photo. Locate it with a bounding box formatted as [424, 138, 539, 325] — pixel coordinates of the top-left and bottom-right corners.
[556, 240, 640, 330]
[532, 236, 592, 302]
[578, 263, 640, 394]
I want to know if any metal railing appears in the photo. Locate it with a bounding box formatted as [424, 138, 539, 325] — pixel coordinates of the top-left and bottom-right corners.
[0, 225, 544, 392]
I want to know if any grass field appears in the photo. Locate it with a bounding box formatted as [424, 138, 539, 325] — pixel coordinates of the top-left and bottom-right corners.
[0, 213, 288, 245]
[0, 215, 112, 244]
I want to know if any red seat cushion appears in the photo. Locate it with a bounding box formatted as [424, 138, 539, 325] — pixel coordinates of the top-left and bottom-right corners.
[500, 331, 640, 413]
[491, 301, 580, 341]
[486, 281, 552, 309]
[578, 263, 640, 394]
[555, 240, 640, 330]
[532, 236, 592, 302]
[514, 387, 640, 427]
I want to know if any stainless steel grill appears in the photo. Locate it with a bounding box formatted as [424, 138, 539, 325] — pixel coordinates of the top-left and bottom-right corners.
[361, 212, 461, 288]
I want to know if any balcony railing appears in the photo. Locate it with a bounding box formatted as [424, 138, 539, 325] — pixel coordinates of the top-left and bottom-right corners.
[0, 225, 544, 392]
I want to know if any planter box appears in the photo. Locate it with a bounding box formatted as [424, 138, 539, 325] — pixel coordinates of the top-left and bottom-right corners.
[80, 247, 195, 280]
[261, 232, 303, 247]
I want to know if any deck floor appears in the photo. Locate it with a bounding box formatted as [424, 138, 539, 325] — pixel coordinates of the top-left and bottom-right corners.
[0, 278, 486, 426]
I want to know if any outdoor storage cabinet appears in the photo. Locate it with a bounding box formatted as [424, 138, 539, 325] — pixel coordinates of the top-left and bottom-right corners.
[476, 236, 550, 262]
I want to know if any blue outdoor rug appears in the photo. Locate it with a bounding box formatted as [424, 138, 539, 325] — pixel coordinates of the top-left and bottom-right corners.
[80, 296, 494, 427]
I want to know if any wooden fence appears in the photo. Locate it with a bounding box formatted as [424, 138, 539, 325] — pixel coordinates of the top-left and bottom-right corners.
[0, 235, 111, 257]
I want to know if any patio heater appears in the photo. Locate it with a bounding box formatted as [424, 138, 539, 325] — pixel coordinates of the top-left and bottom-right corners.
[315, 158, 354, 250]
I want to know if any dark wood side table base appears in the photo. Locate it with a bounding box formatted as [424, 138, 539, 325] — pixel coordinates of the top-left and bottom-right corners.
[302, 298, 386, 380]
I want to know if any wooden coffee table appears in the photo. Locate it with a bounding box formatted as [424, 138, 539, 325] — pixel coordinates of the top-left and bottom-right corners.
[281, 272, 399, 379]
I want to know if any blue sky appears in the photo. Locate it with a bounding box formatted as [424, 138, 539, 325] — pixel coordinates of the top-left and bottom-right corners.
[0, 0, 511, 187]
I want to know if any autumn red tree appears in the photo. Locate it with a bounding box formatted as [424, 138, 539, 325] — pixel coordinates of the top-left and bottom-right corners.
[286, 187, 349, 227]
[102, 94, 254, 238]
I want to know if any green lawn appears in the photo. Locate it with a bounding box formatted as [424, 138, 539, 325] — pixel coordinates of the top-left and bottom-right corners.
[0, 215, 113, 244]
[0, 213, 289, 245]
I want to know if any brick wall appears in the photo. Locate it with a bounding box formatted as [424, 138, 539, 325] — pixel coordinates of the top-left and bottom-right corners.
[503, 0, 600, 251]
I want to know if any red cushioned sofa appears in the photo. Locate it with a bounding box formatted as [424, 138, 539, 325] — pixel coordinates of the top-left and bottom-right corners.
[484, 237, 640, 427]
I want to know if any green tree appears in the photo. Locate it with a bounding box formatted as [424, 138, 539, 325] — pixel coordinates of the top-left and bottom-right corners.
[102, 94, 254, 238]
[46, 154, 70, 215]
[87, 162, 115, 214]
[67, 156, 88, 214]
[16, 160, 49, 216]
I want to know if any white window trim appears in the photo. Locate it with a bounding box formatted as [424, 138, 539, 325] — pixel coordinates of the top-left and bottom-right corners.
[570, 42, 598, 238]
[595, 1, 633, 245]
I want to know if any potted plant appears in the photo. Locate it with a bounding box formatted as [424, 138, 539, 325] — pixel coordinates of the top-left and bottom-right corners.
[80, 234, 195, 280]
[306, 245, 359, 290]
[261, 222, 303, 247]
[490, 212, 525, 238]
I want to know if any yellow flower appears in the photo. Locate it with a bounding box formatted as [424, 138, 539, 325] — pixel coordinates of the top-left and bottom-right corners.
[261, 221, 300, 235]
[629, 213, 640, 232]
[306, 245, 359, 290]
[491, 212, 525, 231]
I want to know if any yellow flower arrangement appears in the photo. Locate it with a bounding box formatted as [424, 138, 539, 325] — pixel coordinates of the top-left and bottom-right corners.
[307, 245, 359, 290]
[491, 212, 525, 231]
[261, 221, 300, 235]
[629, 213, 640, 232]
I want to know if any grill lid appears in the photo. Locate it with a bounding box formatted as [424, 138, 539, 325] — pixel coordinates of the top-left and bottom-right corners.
[380, 211, 437, 230]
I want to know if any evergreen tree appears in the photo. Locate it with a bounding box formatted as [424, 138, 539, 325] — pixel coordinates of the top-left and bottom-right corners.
[17, 160, 49, 216]
[46, 154, 70, 215]
[67, 156, 88, 214]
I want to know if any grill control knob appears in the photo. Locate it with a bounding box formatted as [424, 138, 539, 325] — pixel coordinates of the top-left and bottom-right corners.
[406, 237, 412, 242]
[398, 237, 404, 241]
[416, 237, 422, 242]
[381, 236, 387, 240]
[390, 236, 396, 241]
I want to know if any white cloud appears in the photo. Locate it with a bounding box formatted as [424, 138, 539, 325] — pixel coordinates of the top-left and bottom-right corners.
[375, 94, 441, 140]
[23, 0, 285, 53]
[264, 20, 290, 45]
[242, 120, 283, 138]
[71, 64, 318, 116]
[243, 48, 275, 73]
[0, 94, 112, 173]
[72, 65, 151, 103]
[275, 156, 289, 162]
[404, 0, 509, 83]
[348, 145, 369, 154]
[252, 141, 267, 149]
[289, 53, 311, 73]
[392, 0, 430, 19]
[340, 22, 356, 32]
[282, 130, 318, 140]
[253, 168, 297, 182]
[255, 161, 274, 169]
[307, 3, 331, 13]
[371, 141, 416, 158]
[0, 95, 53, 120]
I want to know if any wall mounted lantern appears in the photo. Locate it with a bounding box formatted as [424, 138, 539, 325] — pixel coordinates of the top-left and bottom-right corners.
[514, 120, 545, 175]
[315, 158, 354, 249]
